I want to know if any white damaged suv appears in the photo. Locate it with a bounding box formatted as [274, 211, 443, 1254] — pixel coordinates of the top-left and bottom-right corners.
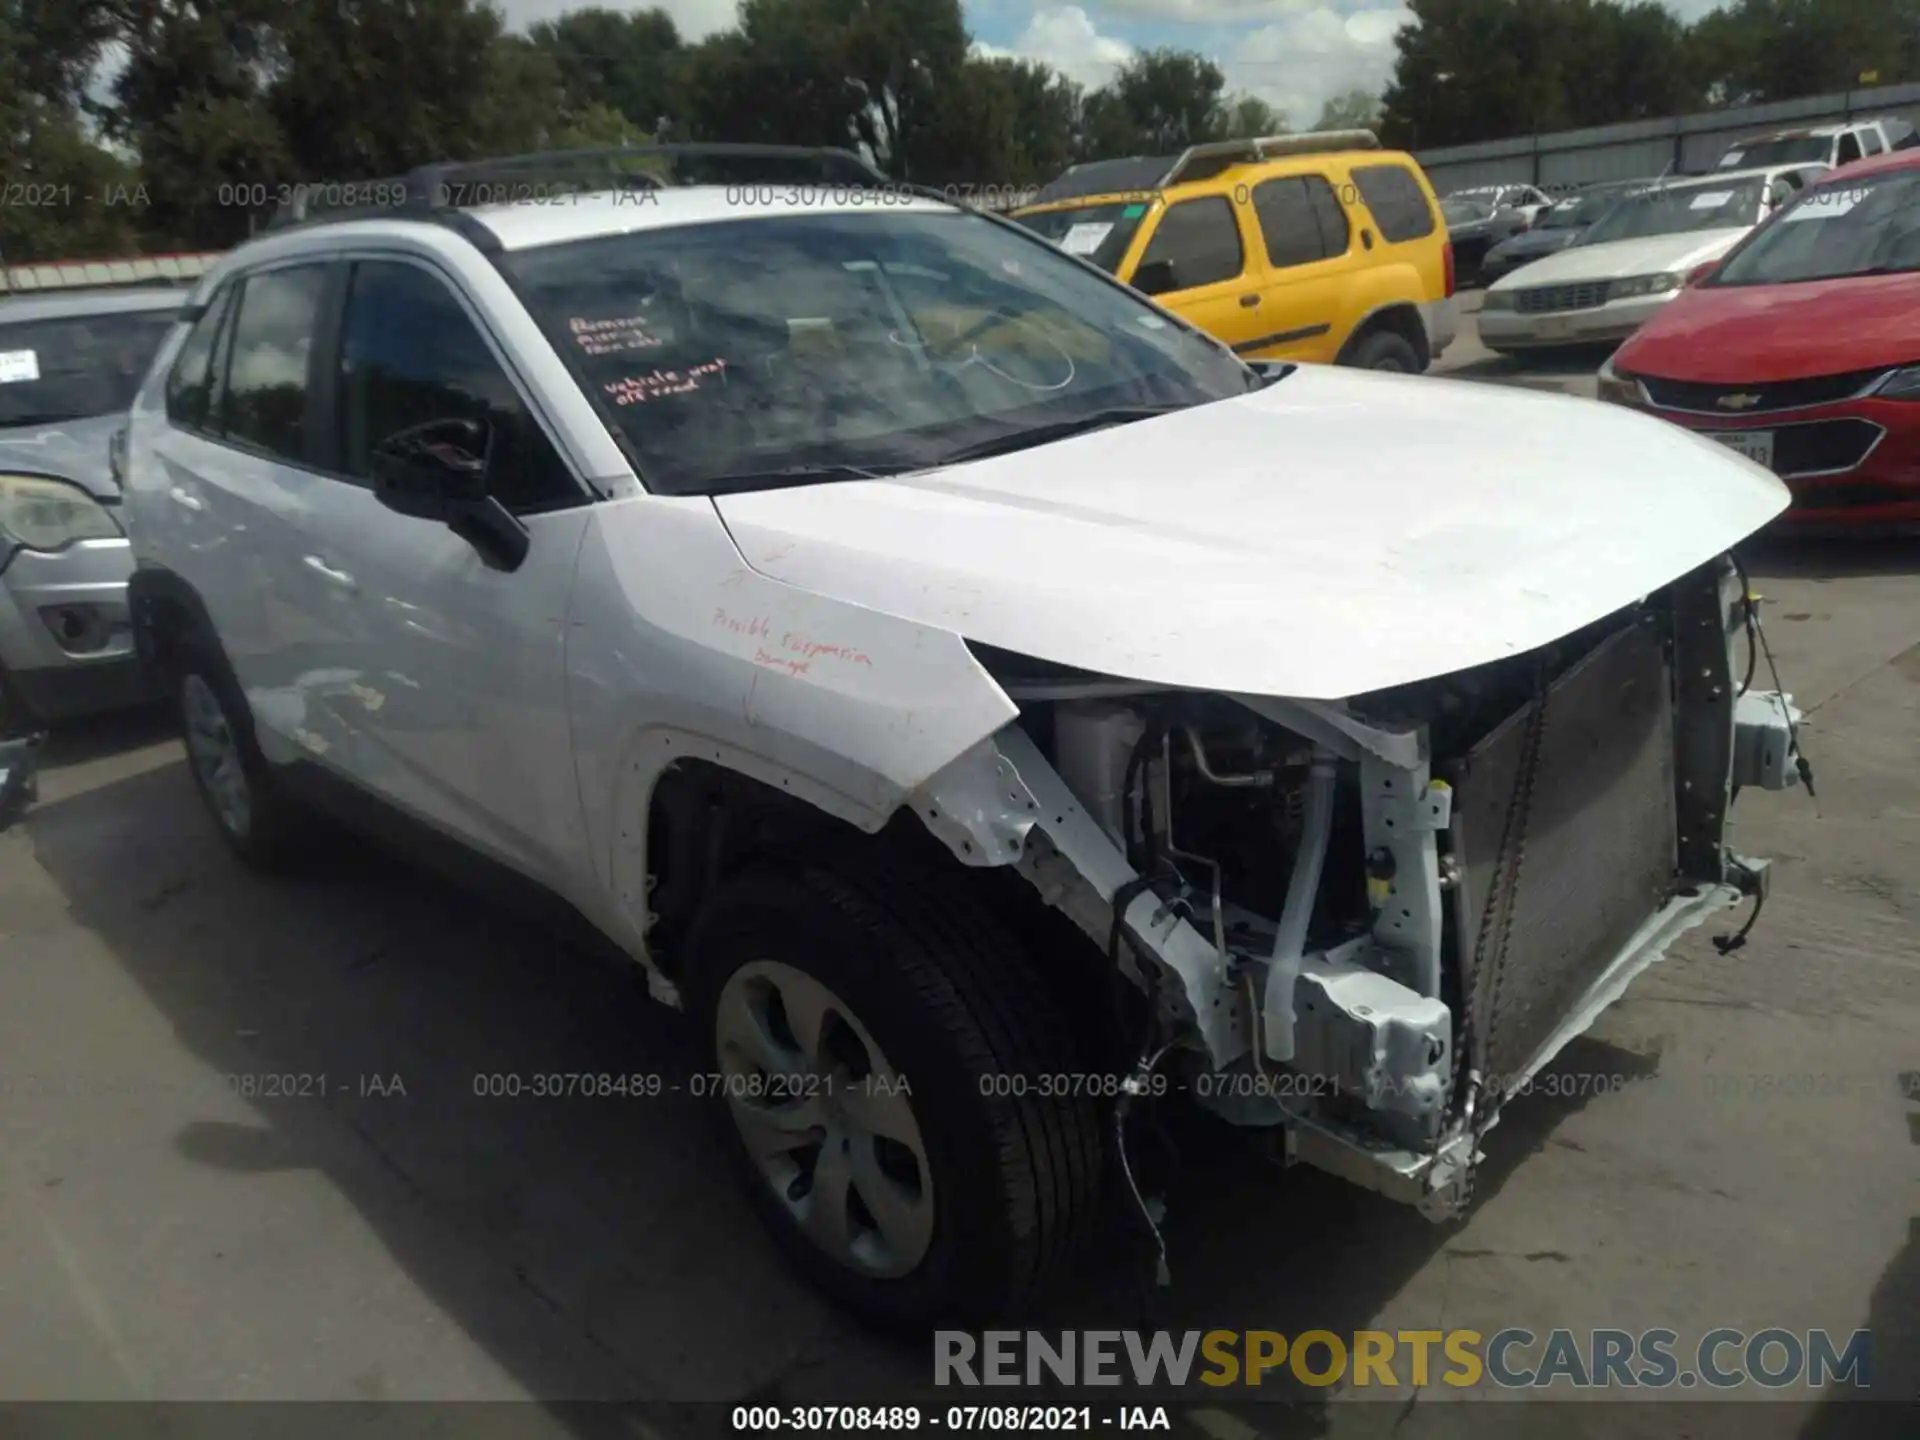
[122, 145, 1807, 1325]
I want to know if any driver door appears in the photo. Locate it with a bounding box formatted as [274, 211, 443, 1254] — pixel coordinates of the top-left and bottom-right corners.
[1125, 194, 1273, 355]
[285, 254, 596, 891]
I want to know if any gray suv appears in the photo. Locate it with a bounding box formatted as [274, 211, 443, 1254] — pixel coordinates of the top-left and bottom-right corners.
[0, 287, 184, 730]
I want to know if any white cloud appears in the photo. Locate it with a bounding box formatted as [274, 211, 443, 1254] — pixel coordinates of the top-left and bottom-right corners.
[1223, 5, 1413, 129]
[497, 0, 741, 43]
[997, 6, 1136, 89]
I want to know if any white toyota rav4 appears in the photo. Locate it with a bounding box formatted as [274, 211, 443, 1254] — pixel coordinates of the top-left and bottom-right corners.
[122, 146, 1807, 1325]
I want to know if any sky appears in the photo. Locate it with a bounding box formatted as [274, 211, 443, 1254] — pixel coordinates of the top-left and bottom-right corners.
[500, 0, 1733, 132]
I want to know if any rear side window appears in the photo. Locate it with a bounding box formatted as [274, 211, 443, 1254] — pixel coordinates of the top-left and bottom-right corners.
[1137, 197, 1244, 290]
[1860, 128, 1885, 156]
[1252, 176, 1350, 267]
[1351, 164, 1437, 243]
[1836, 133, 1863, 166]
[222, 266, 328, 463]
[335, 259, 579, 513]
[165, 286, 233, 430]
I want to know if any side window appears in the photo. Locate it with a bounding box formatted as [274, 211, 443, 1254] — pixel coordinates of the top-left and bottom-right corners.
[1136, 197, 1245, 290]
[336, 260, 579, 513]
[1251, 176, 1349, 267]
[1836, 133, 1862, 166]
[164, 285, 233, 430]
[222, 266, 328, 463]
[1350, 164, 1437, 243]
[1860, 128, 1884, 156]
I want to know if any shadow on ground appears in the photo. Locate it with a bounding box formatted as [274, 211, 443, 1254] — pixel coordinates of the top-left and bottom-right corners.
[1738, 534, 1920, 583]
[13, 744, 1892, 1440]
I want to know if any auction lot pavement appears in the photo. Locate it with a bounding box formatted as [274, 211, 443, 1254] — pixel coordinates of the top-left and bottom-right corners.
[1, 298, 1915, 1440]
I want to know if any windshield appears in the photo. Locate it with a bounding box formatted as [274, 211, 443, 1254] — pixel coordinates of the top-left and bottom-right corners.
[1543, 188, 1640, 229]
[0, 308, 177, 428]
[1005, 201, 1149, 275]
[1582, 177, 1764, 244]
[1441, 199, 1491, 226]
[1713, 170, 1920, 285]
[1719, 136, 1830, 169]
[503, 208, 1257, 495]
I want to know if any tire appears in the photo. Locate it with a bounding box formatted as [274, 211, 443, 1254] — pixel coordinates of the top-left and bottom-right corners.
[1347, 329, 1422, 373]
[0, 665, 36, 741]
[175, 654, 312, 873]
[684, 859, 1103, 1327]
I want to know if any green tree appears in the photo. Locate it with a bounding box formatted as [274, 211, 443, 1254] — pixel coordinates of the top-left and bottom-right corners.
[1224, 93, 1287, 139]
[1314, 88, 1380, 132]
[528, 7, 683, 132]
[1104, 49, 1228, 153]
[109, 0, 293, 250]
[267, 0, 507, 180]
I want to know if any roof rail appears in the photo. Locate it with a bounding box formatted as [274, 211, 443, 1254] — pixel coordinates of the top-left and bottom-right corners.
[267, 143, 891, 230]
[1157, 129, 1380, 188]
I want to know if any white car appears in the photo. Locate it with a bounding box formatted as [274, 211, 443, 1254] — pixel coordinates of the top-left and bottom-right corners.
[1710, 117, 1915, 173]
[1446, 182, 1555, 227]
[1478, 165, 1828, 352]
[121, 144, 1807, 1324]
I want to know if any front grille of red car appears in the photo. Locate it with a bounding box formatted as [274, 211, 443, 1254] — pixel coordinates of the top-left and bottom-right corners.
[1641, 366, 1890, 414]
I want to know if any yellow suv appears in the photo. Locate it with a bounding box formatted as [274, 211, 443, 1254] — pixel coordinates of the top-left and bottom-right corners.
[1010, 132, 1457, 372]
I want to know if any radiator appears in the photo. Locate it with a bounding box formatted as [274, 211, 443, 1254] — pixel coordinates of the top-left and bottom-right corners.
[1446, 613, 1679, 1085]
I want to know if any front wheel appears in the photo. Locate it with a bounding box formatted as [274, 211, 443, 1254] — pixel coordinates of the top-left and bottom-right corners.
[684, 861, 1103, 1326]
[1347, 330, 1422, 373]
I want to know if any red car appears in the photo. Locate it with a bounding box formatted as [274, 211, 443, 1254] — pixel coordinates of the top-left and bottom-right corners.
[1598, 149, 1920, 528]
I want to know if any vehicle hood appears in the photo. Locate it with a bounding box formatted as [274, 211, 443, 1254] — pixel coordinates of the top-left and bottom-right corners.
[1616, 272, 1920, 383]
[1490, 229, 1750, 288]
[0, 413, 124, 498]
[1490, 227, 1580, 258]
[711, 366, 1790, 700]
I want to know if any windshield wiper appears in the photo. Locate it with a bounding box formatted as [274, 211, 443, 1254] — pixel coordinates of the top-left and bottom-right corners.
[931, 404, 1192, 468]
[699, 461, 905, 495]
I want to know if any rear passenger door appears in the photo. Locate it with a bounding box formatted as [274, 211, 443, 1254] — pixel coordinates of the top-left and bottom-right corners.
[288, 253, 596, 891]
[1126, 194, 1271, 354]
[1247, 174, 1355, 362]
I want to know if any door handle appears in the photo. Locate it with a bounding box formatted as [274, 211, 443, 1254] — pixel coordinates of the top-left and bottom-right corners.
[303, 555, 358, 591]
[1239, 293, 1261, 308]
[167, 486, 204, 513]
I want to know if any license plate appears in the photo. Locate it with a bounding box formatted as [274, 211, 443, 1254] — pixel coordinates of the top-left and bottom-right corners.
[1708, 429, 1775, 468]
[1536, 316, 1573, 338]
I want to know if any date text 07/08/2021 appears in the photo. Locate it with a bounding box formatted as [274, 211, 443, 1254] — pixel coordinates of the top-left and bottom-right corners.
[730, 1405, 1171, 1432]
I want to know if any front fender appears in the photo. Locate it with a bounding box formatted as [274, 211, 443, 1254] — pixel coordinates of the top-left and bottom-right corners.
[565, 496, 1020, 983]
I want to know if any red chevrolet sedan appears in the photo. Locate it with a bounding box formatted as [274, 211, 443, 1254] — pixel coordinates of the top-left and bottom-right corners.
[1598, 150, 1920, 527]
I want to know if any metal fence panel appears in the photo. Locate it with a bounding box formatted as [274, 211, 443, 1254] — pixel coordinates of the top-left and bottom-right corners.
[1417, 80, 1920, 193]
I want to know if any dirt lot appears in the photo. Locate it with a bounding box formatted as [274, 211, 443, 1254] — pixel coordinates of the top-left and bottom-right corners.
[1, 310, 1915, 1438]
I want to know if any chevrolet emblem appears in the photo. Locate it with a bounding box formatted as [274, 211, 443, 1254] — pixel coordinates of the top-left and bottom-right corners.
[1717, 392, 1763, 410]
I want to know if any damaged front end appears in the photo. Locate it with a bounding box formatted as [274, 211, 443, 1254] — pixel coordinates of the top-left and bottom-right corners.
[913, 554, 1805, 1220]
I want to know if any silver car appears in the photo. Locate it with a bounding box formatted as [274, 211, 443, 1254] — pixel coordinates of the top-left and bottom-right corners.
[0, 288, 184, 729]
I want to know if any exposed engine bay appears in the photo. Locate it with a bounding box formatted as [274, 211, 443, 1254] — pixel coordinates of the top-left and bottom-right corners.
[926, 554, 1808, 1219]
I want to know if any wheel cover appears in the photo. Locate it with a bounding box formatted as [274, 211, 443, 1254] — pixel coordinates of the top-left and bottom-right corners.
[181, 674, 251, 838]
[715, 959, 934, 1278]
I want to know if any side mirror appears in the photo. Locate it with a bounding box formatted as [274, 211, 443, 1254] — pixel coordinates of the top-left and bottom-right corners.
[1132, 258, 1179, 296]
[370, 417, 529, 572]
[1686, 261, 1719, 287]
